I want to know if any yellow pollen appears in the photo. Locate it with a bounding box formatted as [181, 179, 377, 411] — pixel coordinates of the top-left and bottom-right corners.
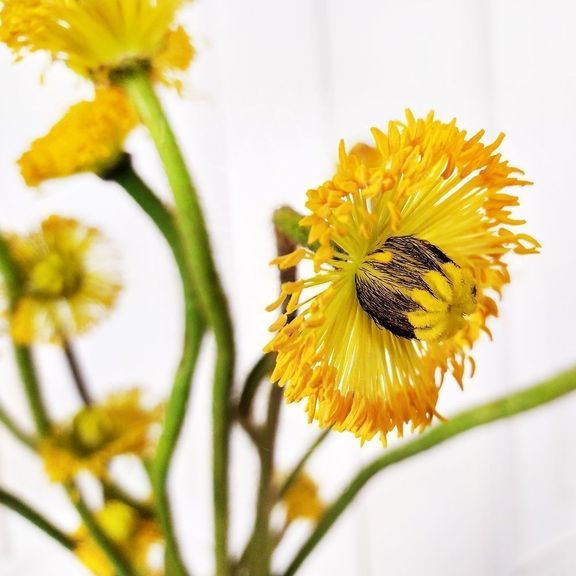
[408, 264, 477, 341]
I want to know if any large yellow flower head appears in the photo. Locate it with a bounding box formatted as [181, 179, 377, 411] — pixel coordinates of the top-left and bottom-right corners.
[0, 0, 195, 86]
[4, 216, 121, 344]
[19, 87, 138, 187]
[266, 111, 539, 445]
[75, 500, 162, 576]
[41, 390, 163, 483]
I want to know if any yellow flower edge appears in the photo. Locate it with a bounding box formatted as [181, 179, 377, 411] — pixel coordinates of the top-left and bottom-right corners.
[19, 87, 138, 186]
[0, 0, 195, 86]
[266, 110, 539, 445]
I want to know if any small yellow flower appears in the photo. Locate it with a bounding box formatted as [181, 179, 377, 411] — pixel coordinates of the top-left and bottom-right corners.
[279, 472, 325, 524]
[5, 216, 121, 344]
[41, 390, 163, 483]
[19, 87, 138, 187]
[266, 111, 540, 444]
[0, 0, 195, 86]
[75, 500, 162, 576]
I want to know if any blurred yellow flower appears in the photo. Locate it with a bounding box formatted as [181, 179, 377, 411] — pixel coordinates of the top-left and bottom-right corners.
[266, 111, 540, 444]
[0, 0, 195, 86]
[41, 390, 162, 483]
[280, 472, 325, 524]
[5, 216, 121, 344]
[75, 500, 162, 576]
[19, 87, 138, 187]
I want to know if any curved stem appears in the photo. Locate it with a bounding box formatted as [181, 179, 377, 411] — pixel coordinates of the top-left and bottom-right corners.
[103, 157, 205, 575]
[0, 487, 74, 550]
[282, 365, 576, 576]
[238, 354, 275, 423]
[0, 236, 50, 436]
[120, 70, 235, 576]
[0, 401, 36, 450]
[277, 429, 330, 501]
[62, 340, 93, 406]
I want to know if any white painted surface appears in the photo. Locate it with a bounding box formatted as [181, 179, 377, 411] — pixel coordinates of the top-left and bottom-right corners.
[0, 1, 575, 574]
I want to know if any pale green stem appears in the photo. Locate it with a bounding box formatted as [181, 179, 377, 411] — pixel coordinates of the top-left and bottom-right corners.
[0, 236, 50, 436]
[119, 70, 235, 576]
[282, 365, 576, 576]
[0, 401, 36, 450]
[103, 157, 205, 575]
[238, 354, 275, 424]
[0, 487, 74, 550]
[277, 429, 331, 501]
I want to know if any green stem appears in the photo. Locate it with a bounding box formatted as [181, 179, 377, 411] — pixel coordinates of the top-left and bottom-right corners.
[282, 365, 576, 576]
[277, 429, 330, 501]
[0, 236, 50, 436]
[69, 485, 139, 576]
[0, 401, 36, 450]
[0, 487, 74, 550]
[62, 340, 93, 406]
[120, 70, 235, 576]
[246, 386, 283, 576]
[238, 354, 275, 423]
[103, 157, 205, 575]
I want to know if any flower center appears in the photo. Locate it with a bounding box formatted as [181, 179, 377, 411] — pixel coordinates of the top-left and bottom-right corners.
[28, 252, 82, 299]
[354, 236, 476, 341]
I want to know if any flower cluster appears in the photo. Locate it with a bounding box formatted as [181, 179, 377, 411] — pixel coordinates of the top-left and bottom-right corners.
[41, 390, 163, 483]
[4, 216, 121, 344]
[75, 501, 162, 576]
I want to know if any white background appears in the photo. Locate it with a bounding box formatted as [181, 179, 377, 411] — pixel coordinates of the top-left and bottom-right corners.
[0, 1, 576, 574]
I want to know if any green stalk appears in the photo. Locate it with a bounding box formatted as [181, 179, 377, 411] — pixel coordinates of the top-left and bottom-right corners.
[277, 429, 330, 501]
[246, 386, 283, 576]
[238, 353, 275, 423]
[282, 365, 576, 576]
[0, 487, 74, 550]
[119, 70, 235, 576]
[0, 236, 50, 436]
[69, 485, 139, 576]
[62, 340, 93, 406]
[0, 402, 36, 450]
[103, 157, 205, 575]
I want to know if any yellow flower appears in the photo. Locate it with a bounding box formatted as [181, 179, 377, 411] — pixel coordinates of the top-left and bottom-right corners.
[279, 472, 325, 524]
[5, 215, 121, 344]
[41, 390, 163, 483]
[19, 87, 138, 187]
[0, 0, 195, 85]
[75, 500, 162, 576]
[266, 111, 539, 444]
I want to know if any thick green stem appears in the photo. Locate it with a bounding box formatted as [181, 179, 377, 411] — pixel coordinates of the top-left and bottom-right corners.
[282, 365, 576, 576]
[104, 157, 205, 575]
[0, 236, 50, 436]
[0, 488, 74, 550]
[0, 401, 36, 450]
[277, 429, 330, 501]
[120, 70, 235, 576]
